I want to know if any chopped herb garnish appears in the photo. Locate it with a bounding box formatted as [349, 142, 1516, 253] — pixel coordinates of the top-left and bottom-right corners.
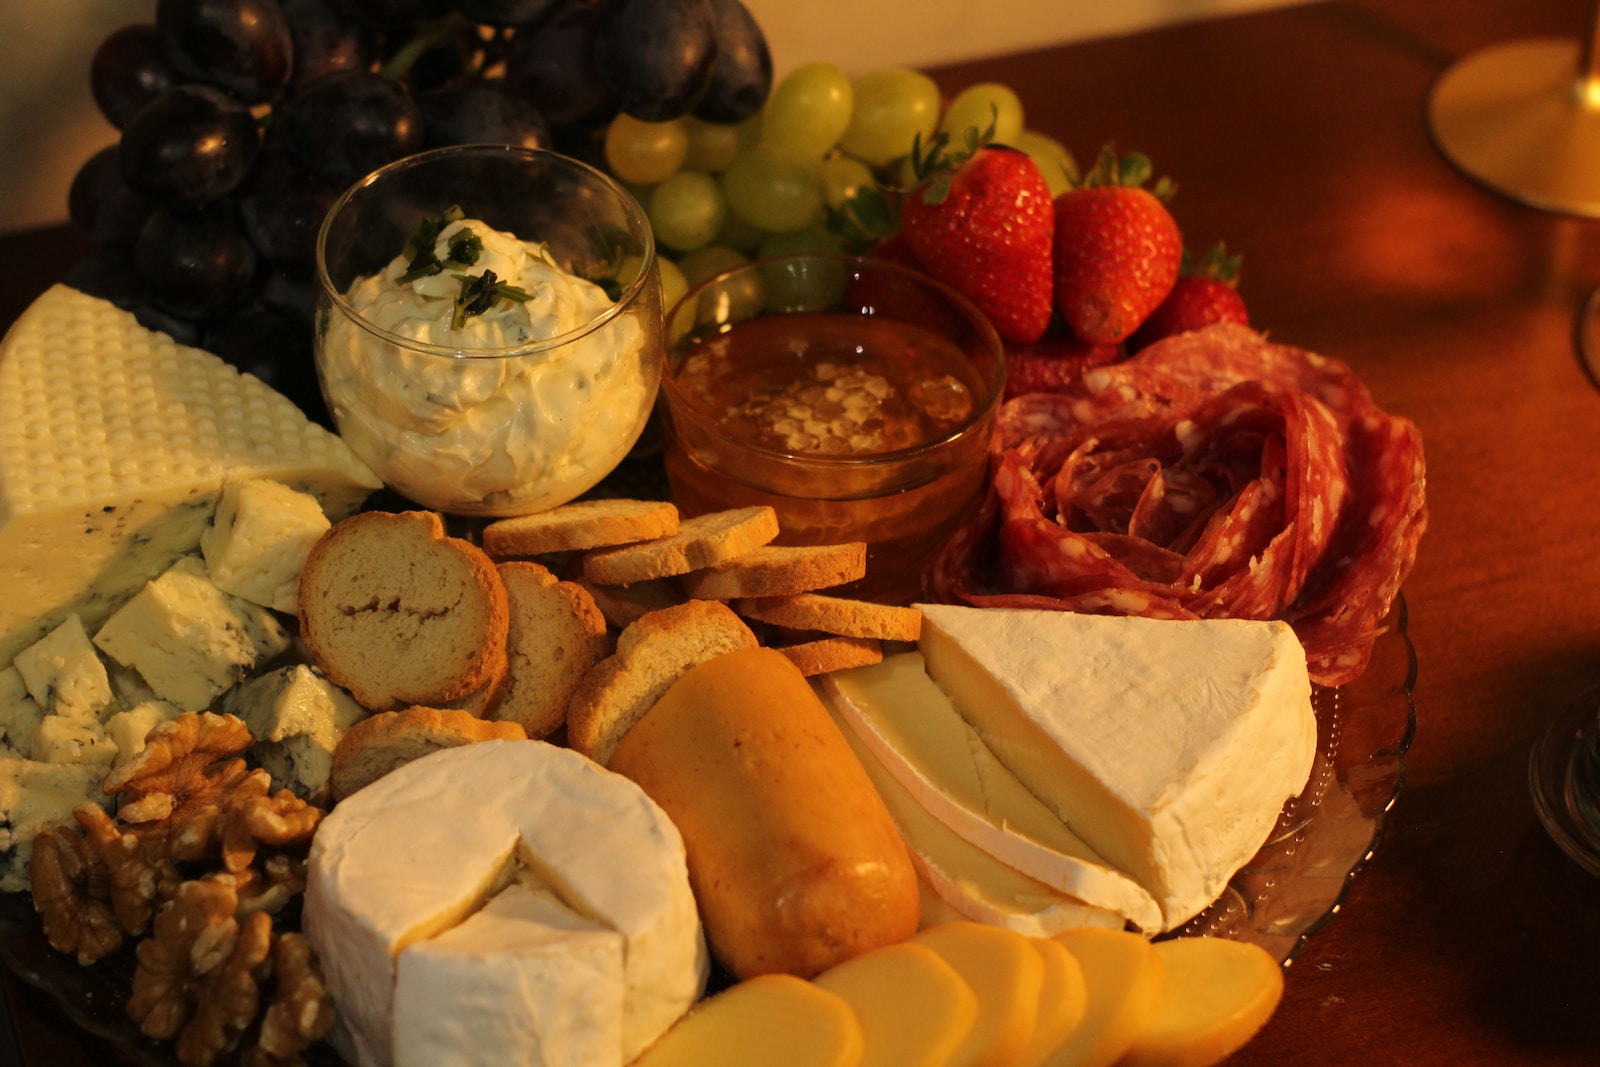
[452, 269, 532, 330]
[396, 205, 467, 284]
[444, 229, 482, 269]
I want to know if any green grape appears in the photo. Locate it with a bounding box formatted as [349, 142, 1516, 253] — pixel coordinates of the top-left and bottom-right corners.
[677, 245, 751, 286]
[649, 171, 727, 253]
[1013, 129, 1079, 197]
[940, 82, 1024, 147]
[758, 226, 847, 310]
[821, 155, 876, 210]
[761, 61, 853, 159]
[605, 114, 690, 185]
[683, 116, 745, 174]
[659, 254, 690, 313]
[720, 143, 825, 234]
[839, 68, 942, 166]
[713, 205, 766, 253]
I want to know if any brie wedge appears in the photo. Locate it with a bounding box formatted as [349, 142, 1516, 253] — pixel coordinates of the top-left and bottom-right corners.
[915, 605, 1317, 928]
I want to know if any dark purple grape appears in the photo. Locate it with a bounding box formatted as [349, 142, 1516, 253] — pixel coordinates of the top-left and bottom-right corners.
[594, 0, 717, 122]
[692, 0, 768, 123]
[90, 23, 180, 128]
[452, 0, 558, 26]
[329, 0, 451, 29]
[283, 0, 373, 93]
[205, 299, 326, 420]
[119, 85, 260, 205]
[69, 146, 155, 250]
[401, 23, 481, 95]
[259, 267, 316, 326]
[63, 250, 143, 309]
[236, 137, 344, 269]
[133, 301, 206, 345]
[156, 0, 294, 104]
[504, 0, 612, 127]
[417, 83, 549, 149]
[135, 201, 259, 319]
[279, 70, 423, 185]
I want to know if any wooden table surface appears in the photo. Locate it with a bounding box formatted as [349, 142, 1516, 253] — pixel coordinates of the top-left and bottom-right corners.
[5, 0, 1600, 1063]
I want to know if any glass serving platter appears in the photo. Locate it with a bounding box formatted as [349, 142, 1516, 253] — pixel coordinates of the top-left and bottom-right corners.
[0, 581, 1417, 1066]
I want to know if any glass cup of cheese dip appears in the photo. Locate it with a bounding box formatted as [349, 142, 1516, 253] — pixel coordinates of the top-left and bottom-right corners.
[313, 145, 664, 516]
[659, 254, 1005, 605]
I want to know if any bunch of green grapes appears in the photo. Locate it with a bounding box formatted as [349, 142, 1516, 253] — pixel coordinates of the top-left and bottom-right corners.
[599, 63, 1079, 309]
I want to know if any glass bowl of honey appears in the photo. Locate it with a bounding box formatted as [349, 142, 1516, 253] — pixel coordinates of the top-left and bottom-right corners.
[658, 253, 1005, 604]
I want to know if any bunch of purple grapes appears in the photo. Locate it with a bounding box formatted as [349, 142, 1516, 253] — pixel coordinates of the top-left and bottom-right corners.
[68, 0, 771, 420]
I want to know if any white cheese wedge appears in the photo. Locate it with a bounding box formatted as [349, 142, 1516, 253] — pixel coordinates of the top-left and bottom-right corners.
[304, 739, 706, 1067]
[915, 604, 1318, 929]
[200, 478, 331, 613]
[392, 882, 626, 1067]
[0, 284, 380, 664]
[818, 682, 1124, 937]
[12, 614, 114, 722]
[824, 652, 1163, 932]
[92, 556, 291, 711]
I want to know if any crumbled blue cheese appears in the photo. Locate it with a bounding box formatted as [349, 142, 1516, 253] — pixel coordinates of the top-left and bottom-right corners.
[0, 757, 105, 891]
[201, 479, 331, 614]
[225, 664, 365, 801]
[0, 668, 43, 759]
[12, 614, 114, 722]
[104, 700, 181, 769]
[92, 556, 292, 712]
[31, 715, 117, 767]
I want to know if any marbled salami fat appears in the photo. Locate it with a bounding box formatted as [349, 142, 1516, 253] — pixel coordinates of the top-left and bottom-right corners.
[932, 324, 1426, 686]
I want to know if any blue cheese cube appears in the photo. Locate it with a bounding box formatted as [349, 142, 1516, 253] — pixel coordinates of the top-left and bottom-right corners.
[0, 668, 43, 759]
[92, 556, 292, 712]
[0, 757, 106, 891]
[12, 614, 114, 722]
[32, 716, 118, 767]
[200, 479, 331, 614]
[224, 664, 365, 801]
[104, 700, 181, 769]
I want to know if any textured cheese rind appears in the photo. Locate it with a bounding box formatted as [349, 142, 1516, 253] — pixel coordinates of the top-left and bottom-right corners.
[0, 284, 380, 664]
[303, 739, 706, 1067]
[392, 883, 626, 1067]
[824, 652, 1163, 932]
[915, 605, 1318, 929]
[819, 683, 1123, 937]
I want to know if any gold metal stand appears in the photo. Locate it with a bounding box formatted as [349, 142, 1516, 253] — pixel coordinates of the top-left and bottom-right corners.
[1428, 7, 1600, 217]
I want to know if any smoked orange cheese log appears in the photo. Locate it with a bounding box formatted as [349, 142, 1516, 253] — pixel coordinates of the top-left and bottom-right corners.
[609, 646, 921, 980]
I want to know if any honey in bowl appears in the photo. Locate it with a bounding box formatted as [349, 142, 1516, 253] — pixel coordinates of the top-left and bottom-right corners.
[659, 254, 1005, 604]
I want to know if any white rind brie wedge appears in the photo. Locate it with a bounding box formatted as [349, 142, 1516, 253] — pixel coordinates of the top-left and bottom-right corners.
[915, 605, 1318, 929]
[822, 652, 1163, 932]
[303, 739, 708, 1067]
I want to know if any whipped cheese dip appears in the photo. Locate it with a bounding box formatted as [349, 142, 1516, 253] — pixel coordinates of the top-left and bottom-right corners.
[318, 216, 658, 514]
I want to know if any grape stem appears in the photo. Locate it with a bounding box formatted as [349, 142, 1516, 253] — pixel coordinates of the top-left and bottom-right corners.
[380, 13, 476, 82]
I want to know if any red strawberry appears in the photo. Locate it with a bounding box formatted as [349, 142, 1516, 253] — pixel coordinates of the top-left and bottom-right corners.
[1128, 242, 1249, 351]
[1052, 146, 1182, 346]
[1004, 329, 1122, 399]
[899, 143, 1055, 346]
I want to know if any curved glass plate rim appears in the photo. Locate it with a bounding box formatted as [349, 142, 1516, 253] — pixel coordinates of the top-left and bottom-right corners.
[0, 596, 1419, 1062]
[1528, 680, 1600, 880]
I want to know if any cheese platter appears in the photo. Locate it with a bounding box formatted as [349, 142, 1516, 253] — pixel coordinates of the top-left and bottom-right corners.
[0, 0, 1430, 1063]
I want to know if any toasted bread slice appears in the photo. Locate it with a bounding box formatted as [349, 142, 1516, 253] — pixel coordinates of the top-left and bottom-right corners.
[482, 499, 680, 557]
[680, 542, 868, 600]
[567, 599, 759, 766]
[581, 507, 780, 586]
[493, 561, 611, 739]
[775, 636, 884, 677]
[735, 594, 923, 643]
[330, 706, 526, 800]
[299, 511, 509, 711]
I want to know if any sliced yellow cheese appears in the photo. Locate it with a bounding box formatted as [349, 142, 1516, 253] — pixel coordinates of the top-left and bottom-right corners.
[1118, 937, 1283, 1067]
[813, 941, 979, 1067]
[1015, 937, 1087, 1067]
[911, 922, 1043, 1067]
[631, 973, 864, 1067]
[1043, 928, 1165, 1067]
